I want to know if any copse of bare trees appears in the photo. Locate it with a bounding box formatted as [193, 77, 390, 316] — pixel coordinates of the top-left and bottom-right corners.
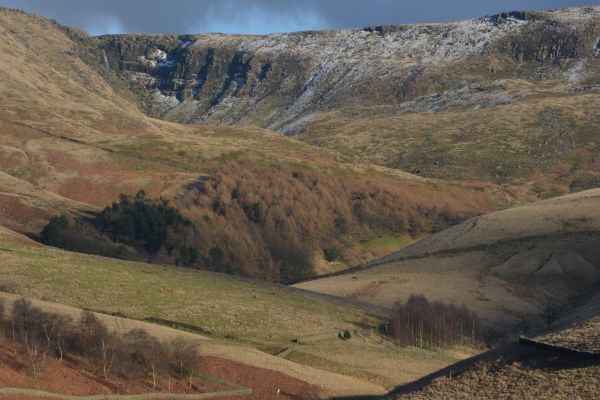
[389, 295, 479, 348]
[40, 160, 472, 284]
[1, 299, 202, 389]
[10, 299, 71, 379]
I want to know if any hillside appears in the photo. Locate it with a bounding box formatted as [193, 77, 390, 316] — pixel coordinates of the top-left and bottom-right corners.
[296, 188, 600, 336]
[1, 5, 599, 398]
[0, 7, 518, 282]
[96, 7, 600, 193]
[0, 292, 379, 398]
[375, 295, 600, 400]
[0, 224, 483, 395]
[382, 342, 600, 400]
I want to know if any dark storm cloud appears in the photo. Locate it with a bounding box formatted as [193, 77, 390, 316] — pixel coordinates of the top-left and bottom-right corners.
[0, 0, 598, 35]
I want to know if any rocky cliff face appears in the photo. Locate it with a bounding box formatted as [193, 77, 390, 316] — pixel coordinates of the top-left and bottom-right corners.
[96, 7, 600, 134]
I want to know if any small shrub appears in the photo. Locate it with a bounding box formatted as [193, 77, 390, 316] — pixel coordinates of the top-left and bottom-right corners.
[323, 247, 342, 262]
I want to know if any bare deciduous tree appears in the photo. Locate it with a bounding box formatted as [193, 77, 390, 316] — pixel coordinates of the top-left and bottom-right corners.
[1, 299, 205, 391]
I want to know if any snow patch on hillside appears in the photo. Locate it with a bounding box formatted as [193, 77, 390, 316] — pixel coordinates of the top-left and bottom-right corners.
[150, 49, 167, 61]
[138, 48, 173, 69]
[117, 6, 600, 130]
[265, 16, 528, 121]
[153, 90, 180, 108]
[545, 6, 600, 23]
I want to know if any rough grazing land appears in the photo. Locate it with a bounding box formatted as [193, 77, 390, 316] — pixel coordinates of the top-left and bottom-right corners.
[390, 345, 600, 400]
[0, 292, 384, 398]
[532, 316, 600, 355]
[0, 227, 478, 395]
[0, 226, 374, 349]
[297, 189, 600, 334]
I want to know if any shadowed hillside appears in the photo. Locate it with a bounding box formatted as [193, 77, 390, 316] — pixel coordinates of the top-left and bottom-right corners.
[378, 343, 600, 400]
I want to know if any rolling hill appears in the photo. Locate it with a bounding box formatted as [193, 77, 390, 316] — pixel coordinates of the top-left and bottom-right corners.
[95, 7, 600, 194]
[297, 188, 600, 336]
[0, 222, 484, 395]
[1, 4, 600, 399]
[0, 7, 517, 282]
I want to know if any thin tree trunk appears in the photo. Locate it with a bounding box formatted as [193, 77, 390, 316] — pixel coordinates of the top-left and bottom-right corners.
[11, 319, 16, 353]
[24, 331, 39, 380]
[188, 369, 194, 390]
[57, 330, 63, 361]
[151, 365, 157, 390]
[101, 338, 115, 382]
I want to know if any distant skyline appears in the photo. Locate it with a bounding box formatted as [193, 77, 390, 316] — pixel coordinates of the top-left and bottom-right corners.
[1, 0, 599, 35]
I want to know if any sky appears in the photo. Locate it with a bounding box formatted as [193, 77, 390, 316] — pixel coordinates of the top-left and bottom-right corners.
[0, 0, 599, 36]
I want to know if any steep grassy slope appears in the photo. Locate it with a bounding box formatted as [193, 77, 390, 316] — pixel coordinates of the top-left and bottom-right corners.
[0, 8, 517, 280]
[295, 80, 600, 192]
[96, 7, 600, 193]
[0, 170, 91, 233]
[291, 8, 600, 192]
[297, 189, 600, 336]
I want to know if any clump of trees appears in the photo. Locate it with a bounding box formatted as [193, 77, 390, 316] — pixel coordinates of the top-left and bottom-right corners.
[389, 295, 479, 348]
[39, 160, 473, 284]
[40, 191, 200, 267]
[93, 190, 192, 255]
[40, 215, 69, 248]
[1, 298, 202, 389]
[176, 160, 471, 283]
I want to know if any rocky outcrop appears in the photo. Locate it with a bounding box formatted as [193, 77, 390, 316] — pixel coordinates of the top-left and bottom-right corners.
[95, 7, 600, 133]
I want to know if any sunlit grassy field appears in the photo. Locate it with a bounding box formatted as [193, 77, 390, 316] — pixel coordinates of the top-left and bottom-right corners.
[0, 227, 381, 351]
